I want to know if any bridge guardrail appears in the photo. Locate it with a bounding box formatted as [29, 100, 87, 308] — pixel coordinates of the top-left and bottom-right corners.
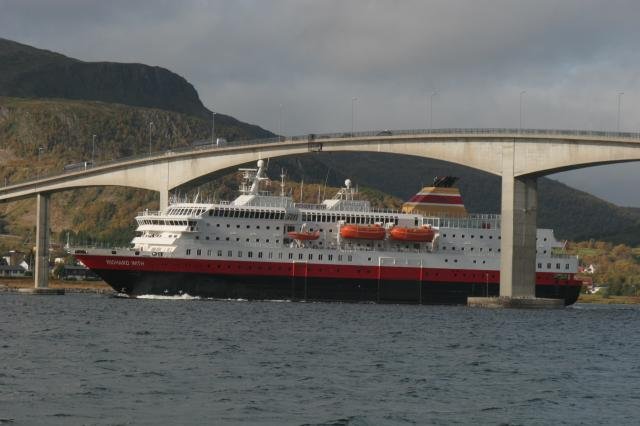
[5, 127, 640, 189]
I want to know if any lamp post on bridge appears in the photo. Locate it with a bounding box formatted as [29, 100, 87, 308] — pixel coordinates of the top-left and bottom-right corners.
[278, 104, 283, 142]
[37, 146, 45, 180]
[519, 90, 526, 132]
[351, 97, 358, 135]
[211, 112, 216, 144]
[617, 92, 624, 132]
[91, 134, 96, 166]
[429, 91, 438, 130]
[148, 121, 153, 156]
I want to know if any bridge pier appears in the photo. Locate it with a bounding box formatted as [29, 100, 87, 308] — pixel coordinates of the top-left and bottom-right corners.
[499, 174, 538, 298]
[20, 192, 64, 295]
[469, 174, 561, 308]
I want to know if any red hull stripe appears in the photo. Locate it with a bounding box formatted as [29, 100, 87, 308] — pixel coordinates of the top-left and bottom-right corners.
[408, 195, 464, 204]
[76, 255, 582, 287]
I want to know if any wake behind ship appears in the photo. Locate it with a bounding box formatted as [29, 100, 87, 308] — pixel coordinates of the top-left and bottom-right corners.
[74, 160, 582, 305]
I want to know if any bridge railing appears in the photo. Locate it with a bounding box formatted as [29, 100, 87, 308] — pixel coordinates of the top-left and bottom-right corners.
[5, 127, 640, 189]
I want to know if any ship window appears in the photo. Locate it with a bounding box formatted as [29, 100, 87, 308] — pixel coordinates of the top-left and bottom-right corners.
[207, 250, 212, 256]
[266, 239, 270, 243]
[258, 252, 263, 258]
[196, 249, 202, 256]
[298, 253, 303, 260]
[276, 240, 280, 243]
[195, 236, 199, 240]
[565, 264, 570, 270]
[288, 253, 293, 260]
[268, 252, 273, 259]
[328, 254, 333, 261]
[248, 252, 253, 258]
[256, 225, 260, 229]
[246, 238, 250, 242]
[278, 253, 282, 259]
[318, 254, 323, 260]
[209, 210, 213, 216]
[415, 218, 418, 226]
[489, 236, 493, 239]
[538, 263, 542, 268]
[217, 250, 222, 256]
[186, 249, 191, 255]
[225, 237, 229, 241]
[246, 225, 250, 229]
[276, 226, 280, 230]
[488, 248, 492, 252]
[547, 263, 551, 269]
[480, 235, 483, 239]
[471, 235, 474, 238]
[338, 255, 343, 261]
[238, 251, 242, 258]
[308, 254, 313, 260]
[445, 259, 448, 262]
[556, 263, 561, 269]
[348, 255, 353, 262]
[226, 224, 230, 228]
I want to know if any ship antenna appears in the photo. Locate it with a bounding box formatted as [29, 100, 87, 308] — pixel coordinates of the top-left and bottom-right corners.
[280, 168, 286, 197]
[322, 167, 331, 201]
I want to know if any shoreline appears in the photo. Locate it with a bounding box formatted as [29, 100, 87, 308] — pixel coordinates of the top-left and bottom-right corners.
[2, 278, 639, 304]
[0, 277, 114, 294]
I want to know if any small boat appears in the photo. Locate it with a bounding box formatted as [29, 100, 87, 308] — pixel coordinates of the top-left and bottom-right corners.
[287, 230, 320, 240]
[389, 226, 435, 242]
[340, 224, 386, 240]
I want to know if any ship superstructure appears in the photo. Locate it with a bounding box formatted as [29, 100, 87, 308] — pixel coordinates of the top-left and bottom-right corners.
[74, 160, 581, 304]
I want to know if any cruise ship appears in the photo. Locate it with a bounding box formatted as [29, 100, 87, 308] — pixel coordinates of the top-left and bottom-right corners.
[73, 160, 582, 304]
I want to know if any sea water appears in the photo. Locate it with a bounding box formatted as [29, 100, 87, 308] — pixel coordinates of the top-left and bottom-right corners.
[1, 293, 639, 425]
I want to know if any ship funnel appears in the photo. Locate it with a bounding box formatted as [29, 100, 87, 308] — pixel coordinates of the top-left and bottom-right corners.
[402, 176, 468, 217]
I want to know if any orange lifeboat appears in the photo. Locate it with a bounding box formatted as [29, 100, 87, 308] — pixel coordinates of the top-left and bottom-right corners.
[389, 226, 435, 242]
[287, 230, 320, 240]
[340, 224, 386, 240]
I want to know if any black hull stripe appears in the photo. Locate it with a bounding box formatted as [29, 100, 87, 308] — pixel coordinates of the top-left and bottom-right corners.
[95, 269, 581, 306]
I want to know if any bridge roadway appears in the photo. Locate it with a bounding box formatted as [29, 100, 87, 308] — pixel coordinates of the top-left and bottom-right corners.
[2, 128, 639, 304]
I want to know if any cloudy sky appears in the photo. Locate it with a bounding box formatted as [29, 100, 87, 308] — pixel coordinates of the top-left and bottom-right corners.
[1, 0, 639, 206]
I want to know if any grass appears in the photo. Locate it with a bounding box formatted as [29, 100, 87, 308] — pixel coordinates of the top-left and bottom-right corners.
[578, 293, 640, 304]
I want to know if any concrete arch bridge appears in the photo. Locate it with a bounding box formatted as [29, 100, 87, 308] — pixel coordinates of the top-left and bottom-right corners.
[2, 128, 639, 301]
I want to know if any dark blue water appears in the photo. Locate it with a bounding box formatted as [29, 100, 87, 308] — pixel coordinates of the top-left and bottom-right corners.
[1, 294, 639, 425]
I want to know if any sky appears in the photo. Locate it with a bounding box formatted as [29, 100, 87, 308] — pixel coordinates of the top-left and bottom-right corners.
[1, 0, 639, 207]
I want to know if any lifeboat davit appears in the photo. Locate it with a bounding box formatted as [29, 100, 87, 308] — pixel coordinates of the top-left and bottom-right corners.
[340, 224, 386, 240]
[389, 226, 435, 242]
[287, 230, 320, 240]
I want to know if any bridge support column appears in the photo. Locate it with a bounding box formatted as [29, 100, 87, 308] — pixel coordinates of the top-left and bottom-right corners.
[20, 193, 64, 295]
[499, 174, 538, 298]
[35, 192, 50, 288]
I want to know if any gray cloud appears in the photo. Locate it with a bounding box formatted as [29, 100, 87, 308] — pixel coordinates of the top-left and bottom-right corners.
[1, 0, 639, 206]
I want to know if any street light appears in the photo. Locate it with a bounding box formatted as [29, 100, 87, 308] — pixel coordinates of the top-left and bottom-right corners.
[617, 92, 624, 132]
[148, 121, 153, 156]
[278, 104, 283, 142]
[211, 112, 216, 144]
[351, 97, 358, 135]
[37, 146, 45, 180]
[519, 90, 526, 131]
[429, 91, 439, 130]
[91, 134, 97, 165]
